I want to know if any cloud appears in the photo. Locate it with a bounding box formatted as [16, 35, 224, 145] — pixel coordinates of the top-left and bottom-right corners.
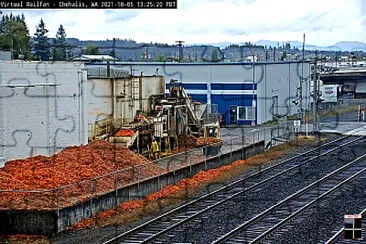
[104, 10, 141, 22]
[1, 0, 365, 45]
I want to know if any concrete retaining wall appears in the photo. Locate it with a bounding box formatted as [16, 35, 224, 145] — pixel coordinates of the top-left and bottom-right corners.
[0, 141, 264, 235]
[0, 210, 57, 235]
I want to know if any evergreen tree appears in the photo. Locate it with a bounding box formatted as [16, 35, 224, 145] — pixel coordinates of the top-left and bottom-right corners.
[33, 18, 50, 60]
[53, 24, 69, 60]
[0, 13, 31, 59]
[281, 51, 287, 61]
[85, 44, 100, 55]
[211, 49, 219, 62]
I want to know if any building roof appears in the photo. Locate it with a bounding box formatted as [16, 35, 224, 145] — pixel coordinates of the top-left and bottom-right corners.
[85, 60, 310, 66]
[73, 55, 117, 61]
[0, 51, 11, 61]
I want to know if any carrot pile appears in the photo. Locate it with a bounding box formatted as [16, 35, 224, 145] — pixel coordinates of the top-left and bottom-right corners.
[115, 129, 135, 137]
[71, 159, 247, 230]
[178, 135, 221, 150]
[0, 234, 48, 243]
[196, 137, 222, 147]
[178, 135, 197, 149]
[0, 140, 163, 210]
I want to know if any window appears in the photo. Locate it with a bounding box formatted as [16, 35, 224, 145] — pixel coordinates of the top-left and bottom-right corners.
[238, 106, 256, 120]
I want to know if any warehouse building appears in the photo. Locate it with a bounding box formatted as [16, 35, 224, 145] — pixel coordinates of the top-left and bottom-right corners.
[1, 60, 311, 164]
[86, 61, 312, 125]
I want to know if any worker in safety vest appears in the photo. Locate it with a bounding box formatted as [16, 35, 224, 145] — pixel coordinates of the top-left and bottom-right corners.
[151, 138, 160, 160]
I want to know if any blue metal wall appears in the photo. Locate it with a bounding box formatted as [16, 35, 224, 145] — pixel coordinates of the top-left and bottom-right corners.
[211, 94, 256, 125]
[211, 84, 257, 90]
[190, 94, 207, 103]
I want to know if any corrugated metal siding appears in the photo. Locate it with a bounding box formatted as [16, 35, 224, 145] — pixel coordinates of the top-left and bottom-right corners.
[257, 62, 311, 123]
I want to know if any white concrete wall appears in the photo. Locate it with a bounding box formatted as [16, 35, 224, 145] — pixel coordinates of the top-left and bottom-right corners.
[0, 61, 88, 163]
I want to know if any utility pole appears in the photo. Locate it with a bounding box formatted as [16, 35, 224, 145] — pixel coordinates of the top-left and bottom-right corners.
[299, 33, 305, 119]
[252, 52, 256, 126]
[312, 51, 319, 132]
[112, 38, 116, 63]
[175, 40, 184, 62]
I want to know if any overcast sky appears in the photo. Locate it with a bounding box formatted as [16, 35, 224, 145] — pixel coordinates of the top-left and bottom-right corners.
[2, 0, 366, 46]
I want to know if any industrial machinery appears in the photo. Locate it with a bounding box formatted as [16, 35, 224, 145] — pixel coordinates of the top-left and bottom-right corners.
[203, 123, 220, 139]
[147, 79, 206, 156]
[91, 77, 220, 158]
[202, 123, 222, 156]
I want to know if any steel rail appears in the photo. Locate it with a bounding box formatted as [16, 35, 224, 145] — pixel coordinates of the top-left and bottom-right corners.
[212, 154, 366, 244]
[102, 135, 362, 244]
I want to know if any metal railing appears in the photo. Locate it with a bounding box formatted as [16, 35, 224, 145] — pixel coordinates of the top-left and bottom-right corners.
[86, 67, 130, 78]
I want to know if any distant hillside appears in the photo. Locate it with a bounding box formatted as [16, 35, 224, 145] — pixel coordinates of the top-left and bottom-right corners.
[332, 41, 366, 51]
[62, 38, 365, 62]
[253, 40, 366, 52]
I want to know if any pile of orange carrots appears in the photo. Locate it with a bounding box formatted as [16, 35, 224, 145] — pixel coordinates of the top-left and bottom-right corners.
[0, 140, 162, 210]
[115, 129, 135, 137]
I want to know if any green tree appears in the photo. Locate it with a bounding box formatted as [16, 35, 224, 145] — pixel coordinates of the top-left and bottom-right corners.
[109, 50, 115, 58]
[211, 49, 219, 62]
[53, 24, 69, 60]
[281, 51, 287, 61]
[155, 54, 165, 62]
[33, 18, 51, 60]
[85, 44, 100, 55]
[0, 13, 31, 59]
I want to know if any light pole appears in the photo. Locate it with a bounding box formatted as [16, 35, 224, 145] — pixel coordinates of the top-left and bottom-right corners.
[247, 45, 256, 126]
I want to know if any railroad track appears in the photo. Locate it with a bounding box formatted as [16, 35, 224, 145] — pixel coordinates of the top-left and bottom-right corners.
[325, 207, 366, 244]
[103, 135, 364, 244]
[212, 153, 366, 243]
